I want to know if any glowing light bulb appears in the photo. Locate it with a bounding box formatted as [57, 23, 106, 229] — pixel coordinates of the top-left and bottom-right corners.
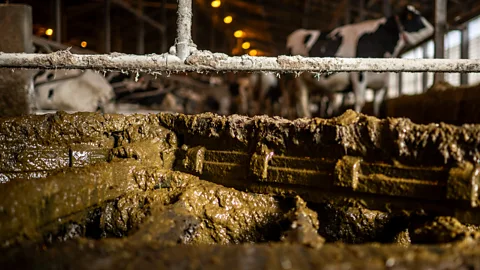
[211, 0, 221, 8]
[45, 28, 53, 36]
[234, 30, 244, 38]
[80, 41, 87, 48]
[223, 16, 232, 24]
[249, 49, 258, 56]
[242, 41, 251, 50]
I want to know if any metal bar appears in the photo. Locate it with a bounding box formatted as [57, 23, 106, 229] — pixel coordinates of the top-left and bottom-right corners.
[461, 25, 469, 85]
[176, 0, 192, 60]
[111, 0, 165, 31]
[55, 0, 61, 43]
[398, 73, 403, 95]
[434, 0, 447, 82]
[422, 43, 429, 91]
[1, 52, 480, 73]
[105, 0, 111, 53]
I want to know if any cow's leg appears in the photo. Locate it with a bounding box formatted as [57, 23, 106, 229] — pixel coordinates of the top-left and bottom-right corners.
[372, 87, 386, 117]
[295, 77, 311, 118]
[351, 72, 368, 113]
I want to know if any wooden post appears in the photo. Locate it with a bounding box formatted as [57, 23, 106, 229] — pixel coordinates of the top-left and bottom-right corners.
[460, 25, 469, 85]
[0, 4, 34, 116]
[105, 0, 111, 53]
[434, 0, 447, 83]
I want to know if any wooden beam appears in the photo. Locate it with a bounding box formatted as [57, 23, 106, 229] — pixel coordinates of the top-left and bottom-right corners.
[111, 0, 165, 31]
[140, 1, 177, 9]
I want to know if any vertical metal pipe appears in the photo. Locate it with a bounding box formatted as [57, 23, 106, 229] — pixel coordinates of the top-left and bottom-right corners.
[460, 25, 469, 85]
[176, 0, 193, 60]
[55, 0, 61, 43]
[137, 0, 145, 54]
[398, 73, 403, 96]
[105, 0, 111, 53]
[161, 0, 167, 52]
[434, 0, 447, 83]
[422, 43, 429, 91]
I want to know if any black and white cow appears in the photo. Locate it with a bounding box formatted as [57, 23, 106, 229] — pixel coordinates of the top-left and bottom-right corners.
[33, 69, 116, 113]
[286, 5, 434, 118]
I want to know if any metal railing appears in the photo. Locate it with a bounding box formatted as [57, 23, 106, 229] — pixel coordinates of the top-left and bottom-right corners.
[0, 0, 480, 74]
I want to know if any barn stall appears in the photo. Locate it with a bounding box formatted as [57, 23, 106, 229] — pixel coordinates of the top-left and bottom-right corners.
[2, 0, 480, 269]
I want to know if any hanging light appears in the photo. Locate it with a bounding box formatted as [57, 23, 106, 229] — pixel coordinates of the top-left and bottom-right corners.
[211, 0, 221, 8]
[242, 41, 251, 50]
[234, 30, 244, 38]
[45, 28, 53, 36]
[223, 15, 232, 24]
[80, 41, 87, 48]
[249, 49, 258, 56]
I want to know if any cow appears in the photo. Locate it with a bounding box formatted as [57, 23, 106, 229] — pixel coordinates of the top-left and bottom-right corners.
[225, 72, 285, 117]
[33, 69, 116, 113]
[286, 5, 434, 118]
[107, 72, 232, 115]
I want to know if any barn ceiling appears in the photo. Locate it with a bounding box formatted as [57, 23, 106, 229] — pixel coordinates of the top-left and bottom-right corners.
[4, 0, 480, 56]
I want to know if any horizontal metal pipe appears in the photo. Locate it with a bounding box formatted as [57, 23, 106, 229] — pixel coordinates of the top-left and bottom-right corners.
[1, 51, 480, 73]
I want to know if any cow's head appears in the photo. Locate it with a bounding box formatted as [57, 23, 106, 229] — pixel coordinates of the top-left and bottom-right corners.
[286, 29, 321, 56]
[396, 5, 434, 46]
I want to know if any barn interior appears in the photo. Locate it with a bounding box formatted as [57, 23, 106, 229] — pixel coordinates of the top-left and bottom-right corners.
[2, 0, 480, 269]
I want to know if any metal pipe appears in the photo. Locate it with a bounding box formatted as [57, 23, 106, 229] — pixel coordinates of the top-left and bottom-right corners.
[398, 72, 403, 96]
[55, 0, 61, 43]
[176, 0, 192, 60]
[105, 0, 111, 53]
[461, 25, 469, 85]
[422, 43, 429, 91]
[434, 0, 447, 83]
[1, 52, 480, 73]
